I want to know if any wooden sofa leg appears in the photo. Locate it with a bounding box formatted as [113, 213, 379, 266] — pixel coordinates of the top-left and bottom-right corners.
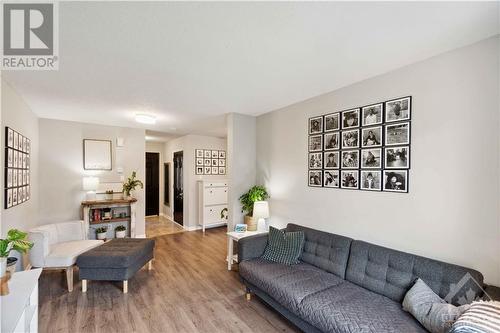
[82, 280, 87, 292]
[66, 266, 74, 292]
[123, 280, 128, 294]
[245, 292, 251, 301]
[148, 260, 152, 271]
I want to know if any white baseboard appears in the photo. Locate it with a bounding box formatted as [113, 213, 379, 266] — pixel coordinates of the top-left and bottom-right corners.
[184, 225, 201, 231]
[136, 234, 147, 238]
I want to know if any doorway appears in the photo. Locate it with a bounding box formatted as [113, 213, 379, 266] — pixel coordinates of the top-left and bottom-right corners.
[145, 152, 160, 216]
[173, 151, 184, 225]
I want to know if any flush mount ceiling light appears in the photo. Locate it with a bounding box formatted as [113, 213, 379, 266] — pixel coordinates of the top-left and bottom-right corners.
[135, 113, 156, 125]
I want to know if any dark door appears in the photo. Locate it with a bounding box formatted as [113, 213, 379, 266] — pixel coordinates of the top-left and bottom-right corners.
[145, 152, 160, 216]
[173, 151, 183, 225]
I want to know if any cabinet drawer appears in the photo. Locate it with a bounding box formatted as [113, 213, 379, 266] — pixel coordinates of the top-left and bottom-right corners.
[203, 205, 227, 223]
[204, 187, 228, 205]
[204, 182, 228, 188]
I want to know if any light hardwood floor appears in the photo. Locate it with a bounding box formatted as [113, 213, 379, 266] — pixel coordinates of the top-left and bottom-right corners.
[146, 215, 184, 238]
[38, 227, 300, 333]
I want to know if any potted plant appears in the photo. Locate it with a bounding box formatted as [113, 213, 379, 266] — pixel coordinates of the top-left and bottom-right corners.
[122, 171, 144, 199]
[105, 190, 114, 200]
[239, 186, 269, 231]
[0, 229, 33, 278]
[115, 225, 127, 238]
[95, 227, 107, 240]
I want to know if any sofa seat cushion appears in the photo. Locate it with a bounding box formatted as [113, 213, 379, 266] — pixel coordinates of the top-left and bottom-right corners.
[44, 240, 103, 267]
[239, 258, 345, 314]
[297, 280, 427, 333]
[76, 238, 155, 268]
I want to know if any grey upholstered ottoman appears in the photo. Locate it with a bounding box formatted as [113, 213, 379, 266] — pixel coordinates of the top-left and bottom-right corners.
[76, 238, 155, 293]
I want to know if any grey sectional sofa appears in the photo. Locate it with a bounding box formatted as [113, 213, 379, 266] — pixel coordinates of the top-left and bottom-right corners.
[238, 223, 486, 333]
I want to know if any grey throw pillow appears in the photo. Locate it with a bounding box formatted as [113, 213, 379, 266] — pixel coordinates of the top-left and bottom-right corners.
[261, 226, 304, 265]
[402, 278, 470, 333]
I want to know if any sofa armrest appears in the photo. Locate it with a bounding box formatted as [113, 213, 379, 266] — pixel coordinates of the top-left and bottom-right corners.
[483, 284, 500, 301]
[28, 230, 49, 268]
[238, 233, 268, 262]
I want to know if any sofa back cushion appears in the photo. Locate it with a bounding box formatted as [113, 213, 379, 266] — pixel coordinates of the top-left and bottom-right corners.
[346, 240, 484, 305]
[286, 223, 352, 279]
[56, 221, 85, 243]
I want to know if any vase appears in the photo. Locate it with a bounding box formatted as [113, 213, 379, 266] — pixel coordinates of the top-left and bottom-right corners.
[244, 215, 257, 231]
[6, 257, 17, 274]
[0, 257, 6, 278]
[116, 230, 126, 238]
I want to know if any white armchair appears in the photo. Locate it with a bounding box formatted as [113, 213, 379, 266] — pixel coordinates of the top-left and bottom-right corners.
[28, 220, 103, 291]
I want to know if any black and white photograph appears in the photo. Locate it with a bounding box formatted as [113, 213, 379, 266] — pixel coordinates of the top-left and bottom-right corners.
[13, 170, 17, 187]
[361, 148, 382, 169]
[324, 170, 340, 188]
[6, 189, 13, 208]
[20, 136, 24, 152]
[212, 159, 219, 166]
[204, 159, 211, 166]
[18, 170, 23, 185]
[383, 170, 408, 193]
[342, 129, 359, 149]
[360, 170, 382, 191]
[26, 139, 30, 154]
[211, 167, 218, 175]
[204, 166, 211, 174]
[7, 128, 14, 148]
[23, 154, 27, 169]
[385, 146, 410, 169]
[196, 166, 203, 175]
[203, 150, 211, 158]
[362, 103, 383, 126]
[219, 159, 226, 166]
[308, 170, 322, 187]
[211, 150, 218, 158]
[385, 122, 410, 146]
[196, 158, 203, 166]
[309, 152, 322, 169]
[385, 97, 411, 122]
[341, 170, 358, 189]
[341, 109, 360, 129]
[7, 149, 13, 168]
[309, 116, 323, 135]
[14, 132, 19, 150]
[324, 151, 339, 169]
[324, 132, 339, 150]
[12, 188, 18, 206]
[219, 167, 226, 175]
[7, 169, 12, 188]
[309, 135, 323, 152]
[324, 113, 340, 132]
[13, 150, 18, 168]
[219, 150, 226, 159]
[341, 150, 359, 169]
[26, 186, 30, 200]
[361, 126, 382, 147]
[196, 149, 204, 158]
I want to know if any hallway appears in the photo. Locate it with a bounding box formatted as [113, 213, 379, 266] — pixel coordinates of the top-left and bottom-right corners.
[145, 215, 184, 238]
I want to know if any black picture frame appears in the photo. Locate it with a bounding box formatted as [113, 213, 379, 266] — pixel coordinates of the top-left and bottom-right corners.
[5, 127, 31, 209]
[195, 149, 226, 175]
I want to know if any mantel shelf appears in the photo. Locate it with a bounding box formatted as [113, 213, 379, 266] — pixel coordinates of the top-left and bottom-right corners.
[81, 198, 137, 206]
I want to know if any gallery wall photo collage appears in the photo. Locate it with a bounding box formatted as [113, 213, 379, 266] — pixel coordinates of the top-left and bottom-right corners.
[5, 127, 31, 209]
[195, 149, 226, 175]
[308, 96, 411, 193]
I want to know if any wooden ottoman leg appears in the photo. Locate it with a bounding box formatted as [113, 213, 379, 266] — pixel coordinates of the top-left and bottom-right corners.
[82, 280, 87, 293]
[66, 266, 74, 292]
[148, 260, 152, 271]
[123, 280, 128, 294]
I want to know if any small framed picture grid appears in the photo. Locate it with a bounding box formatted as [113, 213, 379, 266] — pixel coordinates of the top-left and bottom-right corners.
[308, 96, 411, 193]
[195, 149, 226, 175]
[5, 127, 31, 209]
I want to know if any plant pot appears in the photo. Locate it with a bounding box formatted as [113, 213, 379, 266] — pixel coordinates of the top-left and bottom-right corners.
[0, 257, 6, 278]
[105, 193, 113, 200]
[96, 232, 107, 240]
[6, 257, 17, 274]
[245, 215, 257, 231]
[115, 230, 126, 238]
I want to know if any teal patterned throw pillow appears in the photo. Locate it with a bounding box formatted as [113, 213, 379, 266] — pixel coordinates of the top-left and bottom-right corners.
[261, 226, 305, 265]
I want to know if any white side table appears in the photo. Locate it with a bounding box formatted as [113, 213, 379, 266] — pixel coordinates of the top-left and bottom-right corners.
[226, 230, 267, 271]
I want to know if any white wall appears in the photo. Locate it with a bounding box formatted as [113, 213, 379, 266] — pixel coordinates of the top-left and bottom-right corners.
[0, 80, 40, 269]
[38, 119, 146, 236]
[146, 141, 165, 216]
[164, 134, 227, 229]
[256, 37, 500, 285]
[227, 113, 257, 230]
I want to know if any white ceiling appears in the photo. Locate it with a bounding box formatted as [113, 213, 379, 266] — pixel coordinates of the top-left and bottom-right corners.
[3, 2, 498, 139]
